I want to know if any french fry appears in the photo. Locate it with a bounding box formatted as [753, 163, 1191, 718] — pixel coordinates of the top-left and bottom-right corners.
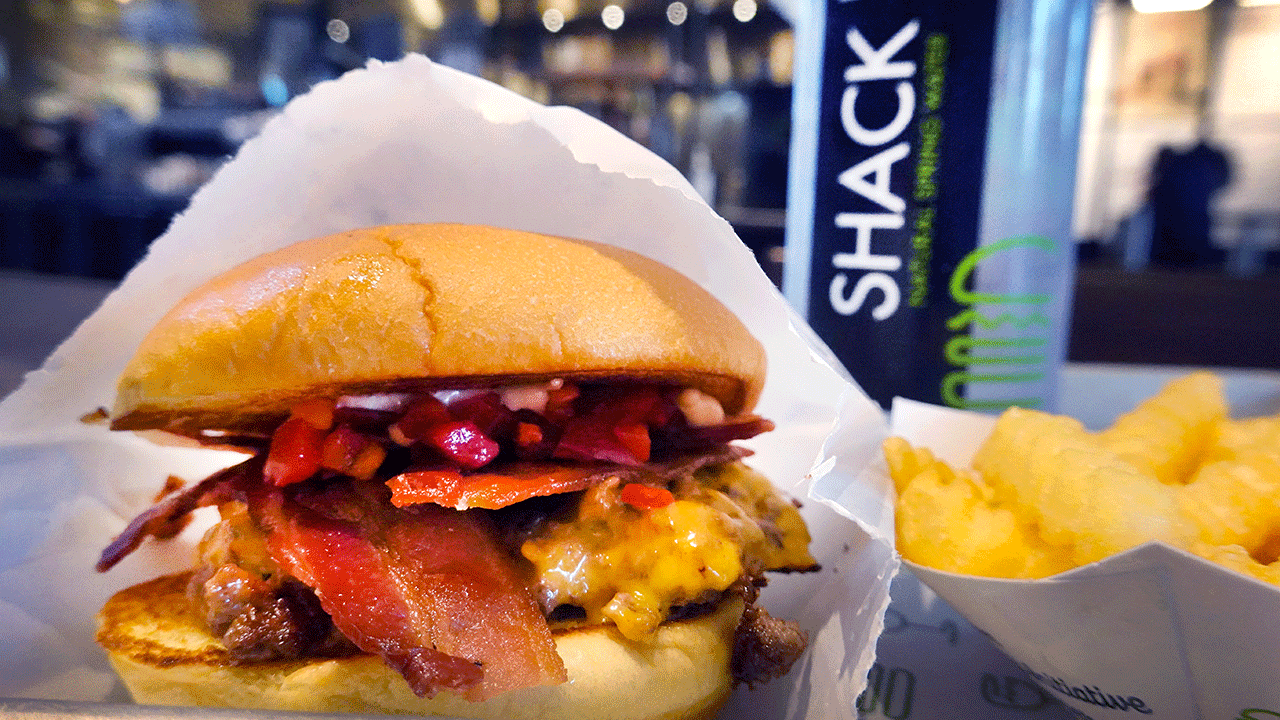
[1097, 371, 1225, 485]
[891, 372, 1280, 584]
[1179, 446, 1280, 550]
[973, 408, 1194, 564]
[1191, 542, 1280, 586]
[883, 436, 941, 494]
[890, 442, 1072, 578]
[1204, 415, 1280, 463]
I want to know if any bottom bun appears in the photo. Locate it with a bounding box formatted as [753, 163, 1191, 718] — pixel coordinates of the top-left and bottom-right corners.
[97, 573, 740, 720]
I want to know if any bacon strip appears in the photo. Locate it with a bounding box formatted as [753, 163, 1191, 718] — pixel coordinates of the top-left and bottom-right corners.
[386, 446, 753, 510]
[96, 456, 261, 572]
[651, 416, 775, 456]
[387, 463, 619, 510]
[248, 483, 566, 700]
[644, 445, 754, 481]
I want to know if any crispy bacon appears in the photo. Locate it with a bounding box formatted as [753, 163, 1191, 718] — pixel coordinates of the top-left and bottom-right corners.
[387, 463, 611, 510]
[643, 445, 755, 481]
[96, 457, 261, 572]
[386, 446, 753, 510]
[651, 415, 775, 456]
[247, 483, 566, 700]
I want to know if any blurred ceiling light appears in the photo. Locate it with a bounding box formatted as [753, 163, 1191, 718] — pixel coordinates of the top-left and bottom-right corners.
[477, 0, 501, 26]
[767, 29, 794, 84]
[409, 0, 445, 30]
[732, 0, 757, 21]
[1131, 0, 1211, 12]
[1238, 0, 1280, 6]
[666, 1, 688, 25]
[543, 8, 565, 31]
[540, 0, 580, 21]
[707, 28, 732, 84]
[164, 46, 233, 87]
[326, 19, 350, 43]
[667, 91, 693, 133]
[602, 4, 625, 29]
[261, 73, 289, 108]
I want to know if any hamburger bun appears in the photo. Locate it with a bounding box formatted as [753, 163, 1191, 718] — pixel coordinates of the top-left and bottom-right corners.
[111, 224, 766, 433]
[98, 573, 739, 720]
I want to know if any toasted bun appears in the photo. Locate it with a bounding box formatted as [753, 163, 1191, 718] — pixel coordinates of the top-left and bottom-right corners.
[111, 224, 765, 432]
[98, 573, 738, 720]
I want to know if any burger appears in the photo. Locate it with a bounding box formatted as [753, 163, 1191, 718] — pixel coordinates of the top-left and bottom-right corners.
[94, 223, 819, 719]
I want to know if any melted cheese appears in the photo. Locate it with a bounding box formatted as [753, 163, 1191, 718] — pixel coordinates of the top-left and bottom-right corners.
[521, 462, 816, 640]
[195, 463, 815, 646]
[197, 501, 281, 578]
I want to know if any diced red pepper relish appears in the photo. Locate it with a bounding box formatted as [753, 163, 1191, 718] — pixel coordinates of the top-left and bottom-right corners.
[612, 421, 650, 463]
[543, 384, 580, 422]
[449, 392, 512, 436]
[388, 396, 453, 446]
[290, 398, 336, 430]
[265, 416, 326, 486]
[261, 382, 730, 487]
[620, 483, 675, 510]
[554, 415, 640, 465]
[553, 386, 666, 465]
[515, 422, 543, 447]
[320, 426, 387, 480]
[424, 420, 500, 469]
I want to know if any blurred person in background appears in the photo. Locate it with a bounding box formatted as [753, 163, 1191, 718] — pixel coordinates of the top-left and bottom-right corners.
[1147, 139, 1233, 269]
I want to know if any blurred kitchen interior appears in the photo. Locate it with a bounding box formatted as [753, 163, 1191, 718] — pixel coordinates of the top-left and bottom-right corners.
[0, 0, 1276, 369]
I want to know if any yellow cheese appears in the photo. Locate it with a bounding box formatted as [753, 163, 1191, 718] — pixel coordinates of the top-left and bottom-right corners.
[521, 462, 815, 640]
[194, 463, 815, 645]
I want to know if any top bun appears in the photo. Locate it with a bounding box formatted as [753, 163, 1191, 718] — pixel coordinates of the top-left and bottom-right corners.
[112, 224, 765, 431]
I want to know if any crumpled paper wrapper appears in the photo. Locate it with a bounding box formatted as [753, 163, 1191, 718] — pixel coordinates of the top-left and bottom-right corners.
[0, 55, 895, 719]
[889, 395, 1280, 720]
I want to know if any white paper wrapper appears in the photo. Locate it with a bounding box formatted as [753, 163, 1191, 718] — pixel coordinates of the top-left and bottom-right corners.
[888, 391, 1280, 720]
[0, 55, 895, 719]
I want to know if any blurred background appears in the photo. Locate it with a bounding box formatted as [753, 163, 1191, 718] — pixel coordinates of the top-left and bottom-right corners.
[0, 0, 1276, 368]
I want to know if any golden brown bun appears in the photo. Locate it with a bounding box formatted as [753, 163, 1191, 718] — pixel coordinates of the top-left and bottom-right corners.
[98, 573, 738, 720]
[111, 224, 765, 432]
